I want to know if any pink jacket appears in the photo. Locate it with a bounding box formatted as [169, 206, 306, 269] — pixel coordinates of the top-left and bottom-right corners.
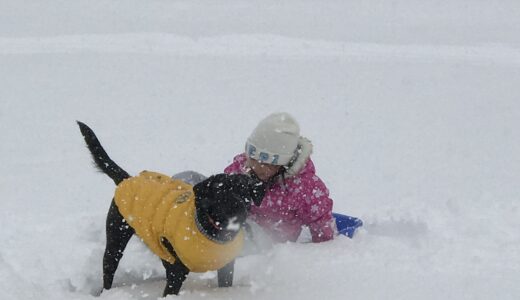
[224, 153, 335, 243]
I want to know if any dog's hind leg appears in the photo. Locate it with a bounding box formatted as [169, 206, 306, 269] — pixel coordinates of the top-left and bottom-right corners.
[160, 238, 190, 296]
[103, 200, 135, 290]
[161, 259, 190, 296]
[217, 259, 235, 288]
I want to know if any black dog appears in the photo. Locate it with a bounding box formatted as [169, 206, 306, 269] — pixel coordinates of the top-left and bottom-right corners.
[77, 121, 265, 297]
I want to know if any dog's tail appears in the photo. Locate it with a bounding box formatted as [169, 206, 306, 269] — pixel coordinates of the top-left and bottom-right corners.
[77, 121, 130, 185]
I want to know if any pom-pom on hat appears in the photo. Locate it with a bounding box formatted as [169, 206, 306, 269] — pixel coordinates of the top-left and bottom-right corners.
[245, 112, 300, 166]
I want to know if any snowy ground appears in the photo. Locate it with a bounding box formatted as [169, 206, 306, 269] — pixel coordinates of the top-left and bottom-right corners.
[1, 1, 520, 299]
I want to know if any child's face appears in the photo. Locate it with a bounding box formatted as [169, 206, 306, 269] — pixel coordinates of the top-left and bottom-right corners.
[246, 158, 282, 182]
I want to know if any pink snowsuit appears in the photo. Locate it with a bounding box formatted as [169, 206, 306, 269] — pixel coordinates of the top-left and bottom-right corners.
[224, 153, 335, 243]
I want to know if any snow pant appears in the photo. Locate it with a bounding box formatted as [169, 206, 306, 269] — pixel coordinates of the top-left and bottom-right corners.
[172, 170, 207, 185]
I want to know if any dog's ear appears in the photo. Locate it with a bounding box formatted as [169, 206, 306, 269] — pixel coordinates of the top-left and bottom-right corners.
[231, 174, 265, 208]
[243, 172, 266, 207]
[193, 175, 215, 210]
[248, 178, 265, 207]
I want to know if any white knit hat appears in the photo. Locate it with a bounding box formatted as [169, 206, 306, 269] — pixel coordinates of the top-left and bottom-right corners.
[245, 112, 300, 166]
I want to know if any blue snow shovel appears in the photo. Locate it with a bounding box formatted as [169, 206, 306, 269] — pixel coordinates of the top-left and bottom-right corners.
[333, 213, 363, 238]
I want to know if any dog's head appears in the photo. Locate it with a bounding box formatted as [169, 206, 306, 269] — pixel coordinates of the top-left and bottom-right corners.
[193, 173, 265, 242]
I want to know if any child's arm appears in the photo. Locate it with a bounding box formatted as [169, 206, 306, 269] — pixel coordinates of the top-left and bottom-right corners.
[295, 175, 335, 243]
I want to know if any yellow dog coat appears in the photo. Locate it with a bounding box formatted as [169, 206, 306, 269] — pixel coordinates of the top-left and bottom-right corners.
[114, 171, 244, 272]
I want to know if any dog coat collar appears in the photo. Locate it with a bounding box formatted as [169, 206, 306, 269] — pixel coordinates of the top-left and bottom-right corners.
[194, 210, 239, 244]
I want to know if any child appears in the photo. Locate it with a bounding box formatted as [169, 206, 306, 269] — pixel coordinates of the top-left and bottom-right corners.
[224, 112, 335, 243]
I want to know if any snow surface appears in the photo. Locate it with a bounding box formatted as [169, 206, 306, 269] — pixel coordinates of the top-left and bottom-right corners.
[1, 1, 520, 299]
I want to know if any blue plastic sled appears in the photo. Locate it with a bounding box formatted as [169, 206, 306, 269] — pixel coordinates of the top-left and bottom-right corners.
[333, 213, 363, 238]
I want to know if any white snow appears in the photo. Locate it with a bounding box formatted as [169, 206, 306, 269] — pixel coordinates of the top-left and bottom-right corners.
[226, 217, 240, 232]
[1, 1, 519, 299]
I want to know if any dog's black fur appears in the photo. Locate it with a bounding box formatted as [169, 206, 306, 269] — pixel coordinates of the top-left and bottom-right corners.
[77, 121, 265, 297]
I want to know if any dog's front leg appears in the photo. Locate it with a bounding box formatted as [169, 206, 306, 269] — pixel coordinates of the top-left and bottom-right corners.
[162, 259, 190, 297]
[217, 259, 235, 288]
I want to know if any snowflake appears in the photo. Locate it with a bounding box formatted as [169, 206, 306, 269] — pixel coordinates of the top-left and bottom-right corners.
[313, 188, 325, 198]
[311, 205, 320, 214]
